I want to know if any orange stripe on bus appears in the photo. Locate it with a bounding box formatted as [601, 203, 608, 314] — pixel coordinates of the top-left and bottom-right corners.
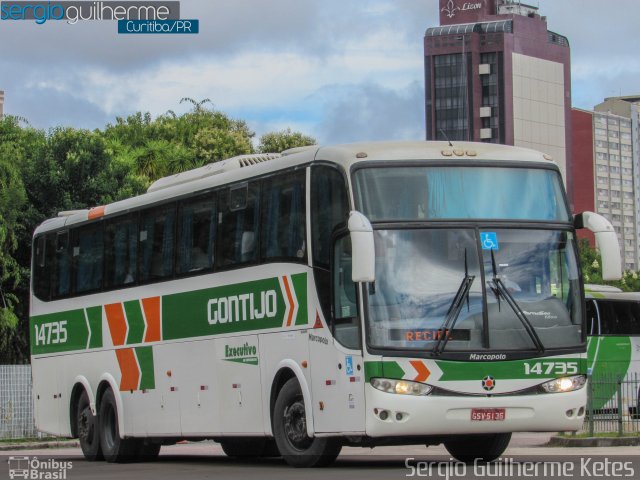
[142, 297, 161, 343]
[282, 276, 295, 327]
[88, 206, 106, 220]
[115, 348, 140, 391]
[105, 303, 127, 346]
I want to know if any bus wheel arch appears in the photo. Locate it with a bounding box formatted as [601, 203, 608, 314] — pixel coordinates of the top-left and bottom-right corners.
[96, 375, 125, 438]
[69, 378, 94, 438]
[269, 363, 314, 437]
[272, 377, 341, 467]
[70, 380, 102, 461]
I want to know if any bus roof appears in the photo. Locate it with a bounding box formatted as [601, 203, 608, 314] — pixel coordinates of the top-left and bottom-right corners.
[34, 140, 557, 236]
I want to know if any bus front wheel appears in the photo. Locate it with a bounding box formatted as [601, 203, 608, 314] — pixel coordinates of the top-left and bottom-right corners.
[273, 378, 341, 467]
[98, 388, 139, 463]
[77, 391, 103, 461]
[443, 433, 511, 463]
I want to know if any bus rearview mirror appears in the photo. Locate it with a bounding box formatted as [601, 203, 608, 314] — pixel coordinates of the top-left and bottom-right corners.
[575, 212, 623, 281]
[348, 211, 375, 283]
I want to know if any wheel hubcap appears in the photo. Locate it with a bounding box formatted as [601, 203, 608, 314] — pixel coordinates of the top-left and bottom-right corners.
[283, 399, 312, 451]
[78, 407, 95, 445]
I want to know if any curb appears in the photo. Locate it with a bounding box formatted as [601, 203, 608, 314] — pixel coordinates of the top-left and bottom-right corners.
[548, 435, 640, 447]
[0, 440, 79, 452]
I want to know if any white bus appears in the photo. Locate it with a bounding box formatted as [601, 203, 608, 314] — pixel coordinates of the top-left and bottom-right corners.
[30, 141, 622, 467]
[585, 285, 640, 415]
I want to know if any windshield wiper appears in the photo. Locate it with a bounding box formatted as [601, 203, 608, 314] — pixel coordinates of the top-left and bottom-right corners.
[433, 250, 475, 356]
[489, 249, 545, 353]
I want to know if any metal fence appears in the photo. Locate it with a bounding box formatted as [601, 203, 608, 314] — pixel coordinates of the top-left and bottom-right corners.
[0, 365, 37, 440]
[585, 372, 640, 435]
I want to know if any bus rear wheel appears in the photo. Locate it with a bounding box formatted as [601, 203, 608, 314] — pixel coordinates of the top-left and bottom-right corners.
[443, 433, 511, 463]
[77, 391, 103, 461]
[273, 378, 341, 467]
[98, 388, 139, 463]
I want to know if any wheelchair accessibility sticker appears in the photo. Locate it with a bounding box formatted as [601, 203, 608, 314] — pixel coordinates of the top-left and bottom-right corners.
[481, 232, 499, 250]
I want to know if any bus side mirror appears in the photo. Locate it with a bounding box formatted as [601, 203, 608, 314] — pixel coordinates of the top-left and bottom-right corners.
[574, 212, 622, 280]
[348, 211, 375, 283]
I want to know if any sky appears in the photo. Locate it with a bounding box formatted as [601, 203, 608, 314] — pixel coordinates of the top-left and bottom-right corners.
[1, 0, 639, 145]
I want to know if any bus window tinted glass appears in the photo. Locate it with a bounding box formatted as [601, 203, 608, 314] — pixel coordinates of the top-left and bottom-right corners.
[105, 216, 138, 288]
[177, 195, 216, 274]
[140, 205, 176, 281]
[218, 183, 260, 267]
[73, 224, 104, 294]
[262, 171, 306, 261]
[53, 231, 71, 298]
[355, 167, 570, 222]
[311, 166, 349, 269]
[597, 300, 640, 335]
[33, 236, 49, 300]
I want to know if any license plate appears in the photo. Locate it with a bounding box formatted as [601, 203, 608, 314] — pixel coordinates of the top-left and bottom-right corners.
[471, 408, 506, 421]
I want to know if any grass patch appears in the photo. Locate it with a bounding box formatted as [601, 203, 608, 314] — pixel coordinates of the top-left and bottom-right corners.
[0, 437, 62, 444]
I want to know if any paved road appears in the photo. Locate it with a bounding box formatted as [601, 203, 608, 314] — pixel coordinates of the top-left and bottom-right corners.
[2, 434, 639, 480]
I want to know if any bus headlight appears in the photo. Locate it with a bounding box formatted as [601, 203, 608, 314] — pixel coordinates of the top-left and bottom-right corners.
[371, 378, 433, 396]
[540, 375, 587, 393]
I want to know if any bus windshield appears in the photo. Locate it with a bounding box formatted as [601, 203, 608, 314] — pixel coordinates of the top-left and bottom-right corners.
[354, 166, 570, 222]
[365, 228, 582, 352]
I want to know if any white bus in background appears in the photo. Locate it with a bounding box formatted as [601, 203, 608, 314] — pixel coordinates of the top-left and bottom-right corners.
[585, 284, 640, 414]
[30, 141, 622, 467]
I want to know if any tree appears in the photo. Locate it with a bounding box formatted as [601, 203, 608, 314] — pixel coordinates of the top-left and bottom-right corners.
[257, 128, 317, 154]
[578, 238, 640, 292]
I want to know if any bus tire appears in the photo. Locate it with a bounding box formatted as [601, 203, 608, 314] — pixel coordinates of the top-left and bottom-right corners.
[273, 378, 341, 467]
[98, 388, 139, 463]
[77, 391, 103, 461]
[443, 433, 511, 463]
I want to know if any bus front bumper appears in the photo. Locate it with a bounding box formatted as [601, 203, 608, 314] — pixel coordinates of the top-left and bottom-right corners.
[365, 385, 586, 437]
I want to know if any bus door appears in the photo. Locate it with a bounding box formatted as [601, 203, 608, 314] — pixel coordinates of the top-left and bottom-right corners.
[309, 234, 366, 433]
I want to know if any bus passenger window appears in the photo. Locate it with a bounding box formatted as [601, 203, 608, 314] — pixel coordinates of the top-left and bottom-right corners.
[73, 224, 104, 294]
[217, 183, 260, 267]
[586, 299, 599, 335]
[311, 166, 349, 269]
[54, 231, 71, 298]
[262, 171, 306, 261]
[105, 216, 138, 288]
[33, 235, 50, 301]
[140, 205, 176, 282]
[177, 195, 216, 274]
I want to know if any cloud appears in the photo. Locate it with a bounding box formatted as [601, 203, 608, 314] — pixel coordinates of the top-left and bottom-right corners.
[2, 0, 639, 138]
[314, 81, 425, 144]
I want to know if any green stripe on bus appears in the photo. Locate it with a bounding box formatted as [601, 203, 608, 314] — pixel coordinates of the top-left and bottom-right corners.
[292, 273, 308, 326]
[86, 306, 103, 349]
[436, 358, 586, 381]
[135, 346, 155, 390]
[589, 336, 632, 410]
[31, 309, 88, 355]
[124, 300, 145, 345]
[162, 275, 305, 341]
[364, 361, 405, 381]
